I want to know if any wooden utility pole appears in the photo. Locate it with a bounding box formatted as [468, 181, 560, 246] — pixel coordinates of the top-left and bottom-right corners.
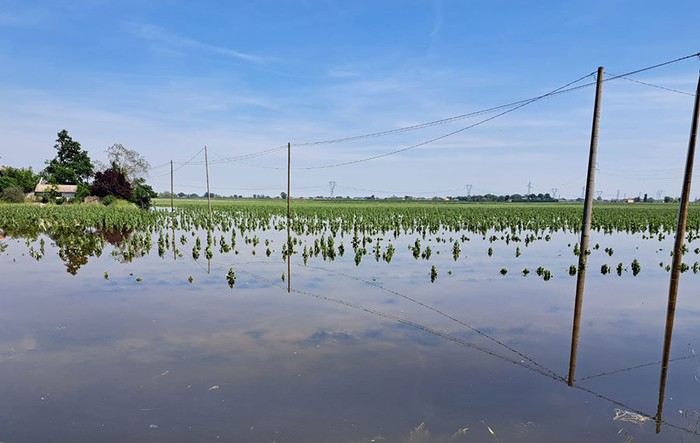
[656, 71, 700, 434]
[204, 145, 211, 218]
[568, 66, 604, 386]
[170, 160, 174, 212]
[287, 142, 291, 222]
[170, 160, 176, 260]
[287, 142, 291, 293]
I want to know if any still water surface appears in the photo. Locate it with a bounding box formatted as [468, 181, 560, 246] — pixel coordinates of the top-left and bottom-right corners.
[0, 225, 699, 442]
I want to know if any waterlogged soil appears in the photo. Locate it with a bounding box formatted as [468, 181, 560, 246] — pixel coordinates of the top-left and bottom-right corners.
[1, 220, 699, 442]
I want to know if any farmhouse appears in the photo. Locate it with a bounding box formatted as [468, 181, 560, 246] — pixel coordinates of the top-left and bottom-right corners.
[33, 181, 78, 199]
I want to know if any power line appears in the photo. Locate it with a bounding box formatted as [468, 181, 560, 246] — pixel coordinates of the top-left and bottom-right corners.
[607, 73, 696, 97]
[337, 184, 464, 196]
[151, 147, 205, 178]
[148, 51, 700, 172]
[294, 71, 597, 170]
[604, 52, 700, 82]
[151, 181, 325, 191]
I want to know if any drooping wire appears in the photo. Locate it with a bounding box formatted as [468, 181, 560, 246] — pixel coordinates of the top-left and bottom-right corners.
[606, 73, 696, 97]
[173, 146, 206, 170]
[604, 52, 700, 82]
[337, 184, 465, 196]
[150, 147, 205, 178]
[146, 51, 700, 172]
[186, 145, 288, 166]
[294, 71, 597, 170]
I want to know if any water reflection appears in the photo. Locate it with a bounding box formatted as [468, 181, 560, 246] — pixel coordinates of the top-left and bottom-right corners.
[49, 226, 104, 275]
[1, 219, 700, 441]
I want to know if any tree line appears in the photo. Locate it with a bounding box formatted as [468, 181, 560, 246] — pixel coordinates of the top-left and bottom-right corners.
[0, 130, 156, 207]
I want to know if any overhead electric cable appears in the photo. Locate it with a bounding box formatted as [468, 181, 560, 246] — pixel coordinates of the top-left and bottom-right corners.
[151, 147, 205, 178]
[294, 71, 597, 170]
[607, 73, 696, 97]
[150, 51, 700, 170]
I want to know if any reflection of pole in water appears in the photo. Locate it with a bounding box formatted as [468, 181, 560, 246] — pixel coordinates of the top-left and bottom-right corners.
[568, 67, 604, 386]
[172, 226, 176, 261]
[656, 72, 700, 434]
[170, 160, 174, 212]
[287, 224, 291, 293]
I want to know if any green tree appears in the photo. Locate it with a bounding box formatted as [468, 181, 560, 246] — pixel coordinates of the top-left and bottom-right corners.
[43, 130, 94, 185]
[130, 178, 157, 209]
[1, 186, 25, 203]
[0, 167, 39, 193]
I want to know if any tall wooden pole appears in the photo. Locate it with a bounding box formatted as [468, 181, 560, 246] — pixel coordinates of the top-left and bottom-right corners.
[287, 142, 291, 293]
[568, 66, 604, 386]
[170, 160, 174, 212]
[656, 72, 700, 434]
[204, 145, 211, 218]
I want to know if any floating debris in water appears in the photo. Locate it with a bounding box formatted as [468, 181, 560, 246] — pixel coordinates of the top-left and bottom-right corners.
[152, 370, 170, 380]
[481, 420, 500, 443]
[613, 409, 652, 424]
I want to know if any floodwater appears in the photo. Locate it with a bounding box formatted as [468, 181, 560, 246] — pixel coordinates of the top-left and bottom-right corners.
[1, 223, 699, 442]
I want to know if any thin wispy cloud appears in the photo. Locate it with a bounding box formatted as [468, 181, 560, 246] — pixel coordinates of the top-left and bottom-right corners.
[125, 22, 268, 65]
[431, 0, 443, 43]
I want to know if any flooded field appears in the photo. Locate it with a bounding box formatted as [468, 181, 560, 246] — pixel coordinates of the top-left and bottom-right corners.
[1, 201, 699, 442]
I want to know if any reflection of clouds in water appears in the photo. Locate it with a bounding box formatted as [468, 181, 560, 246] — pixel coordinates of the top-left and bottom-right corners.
[2, 226, 700, 441]
[300, 329, 358, 346]
[0, 336, 38, 362]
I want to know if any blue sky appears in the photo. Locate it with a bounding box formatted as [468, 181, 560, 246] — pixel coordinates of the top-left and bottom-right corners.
[1, 0, 699, 199]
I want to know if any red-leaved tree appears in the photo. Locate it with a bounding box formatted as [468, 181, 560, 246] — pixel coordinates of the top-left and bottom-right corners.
[91, 164, 132, 200]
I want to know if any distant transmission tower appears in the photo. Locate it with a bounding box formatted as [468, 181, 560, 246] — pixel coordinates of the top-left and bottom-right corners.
[329, 181, 336, 198]
[527, 181, 533, 195]
[551, 188, 558, 199]
[656, 190, 663, 200]
[465, 184, 472, 197]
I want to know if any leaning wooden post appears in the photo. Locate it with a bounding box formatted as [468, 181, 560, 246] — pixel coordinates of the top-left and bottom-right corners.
[287, 142, 291, 293]
[568, 66, 604, 386]
[656, 71, 700, 434]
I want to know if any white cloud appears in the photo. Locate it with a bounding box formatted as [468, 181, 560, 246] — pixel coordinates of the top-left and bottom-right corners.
[125, 22, 268, 65]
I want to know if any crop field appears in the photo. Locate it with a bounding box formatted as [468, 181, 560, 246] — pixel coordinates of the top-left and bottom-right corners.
[1, 200, 699, 442]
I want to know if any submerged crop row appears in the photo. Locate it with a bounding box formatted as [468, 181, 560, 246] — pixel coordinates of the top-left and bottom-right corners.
[1, 202, 699, 281]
